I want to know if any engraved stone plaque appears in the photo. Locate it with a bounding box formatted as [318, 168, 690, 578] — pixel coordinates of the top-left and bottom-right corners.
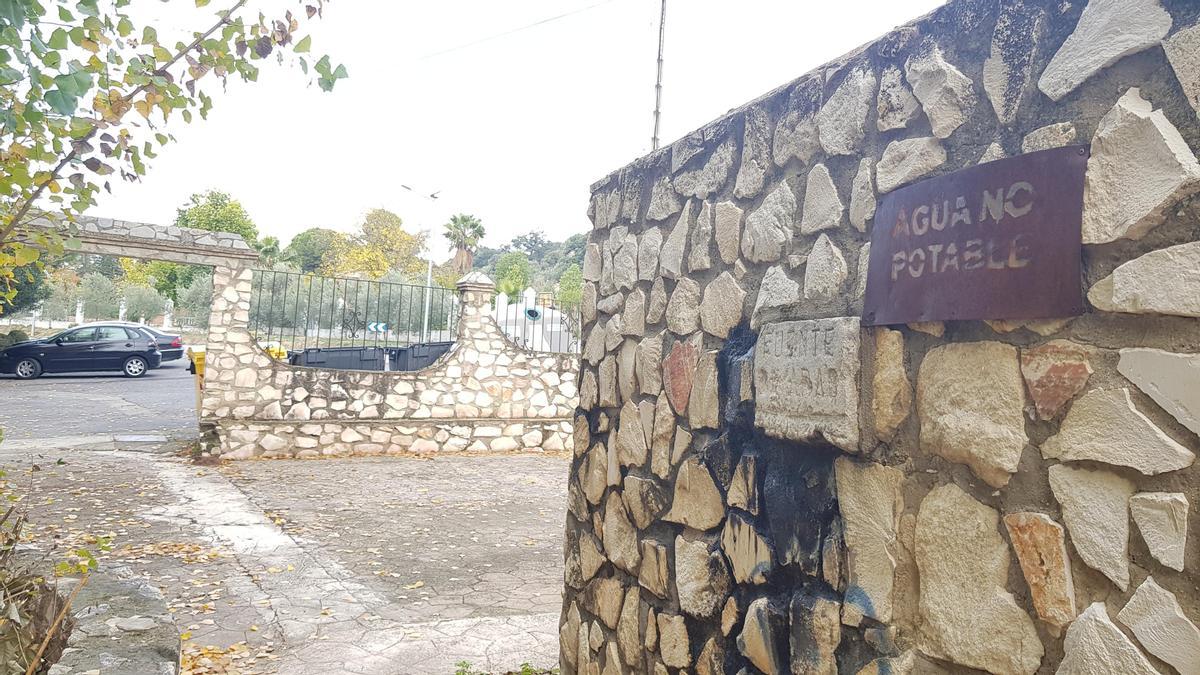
[754, 317, 861, 452]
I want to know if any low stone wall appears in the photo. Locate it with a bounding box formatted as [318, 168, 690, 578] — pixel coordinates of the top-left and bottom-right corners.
[563, 1, 1200, 673]
[205, 272, 578, 459]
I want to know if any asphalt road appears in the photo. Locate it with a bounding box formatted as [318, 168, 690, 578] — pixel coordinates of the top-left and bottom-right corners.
[0, 357, 199, 442]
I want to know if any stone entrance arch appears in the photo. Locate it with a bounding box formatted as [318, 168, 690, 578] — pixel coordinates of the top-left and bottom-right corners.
[26, 214, 263, 432]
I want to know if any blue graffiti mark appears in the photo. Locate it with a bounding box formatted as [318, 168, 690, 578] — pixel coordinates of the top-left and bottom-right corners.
[750, 560, 773, 580]
[842, 585, 876, 621]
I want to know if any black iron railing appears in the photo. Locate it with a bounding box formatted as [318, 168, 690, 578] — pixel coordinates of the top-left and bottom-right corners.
[494, 290, 581, 354]
[249, 270, 458, 353]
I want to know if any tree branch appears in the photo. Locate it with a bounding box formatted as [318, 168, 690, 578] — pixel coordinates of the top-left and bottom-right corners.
[0, 0, 250, 243]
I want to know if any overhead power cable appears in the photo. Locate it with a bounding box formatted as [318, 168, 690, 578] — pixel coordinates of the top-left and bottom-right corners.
[418, 0, 619, 60]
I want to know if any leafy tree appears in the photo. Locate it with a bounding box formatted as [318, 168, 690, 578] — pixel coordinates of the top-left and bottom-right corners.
[321, 238, 391, 279]
[431, 260, 460, 289]
[472, 244, 506, 272]
[7, 263, 50, 314]
[115, 258, 190, 301]
[494, 251, 532, 296]
[121, 283, 167, 323]
[40, 267, 80, 320]
[359, 209, 426, 277]
[80, 272, 119, 319]
[0, 0, 346, 315]
[257, 235, 282, 267]
[119, 190, 262, 299]
[175, 190, 259, 244]
[557, 263, 582, 308]
[443, 214, 485, 274]
[512, 230, 551, 261]
[321, 209, 426, 279]
[74, 254, 123, 280]
[284, 227, 343, 272]
[177, 270, 214, 328]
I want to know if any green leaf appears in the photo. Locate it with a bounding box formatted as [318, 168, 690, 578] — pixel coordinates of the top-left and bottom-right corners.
[117, 16, 133, 37]
[48, 27, 67, 49]
[44, 89, 75, 115]
[57, 5, 72, 21]
[76, 0, 99, 17]
[0, 0, 26, 30]
[142, 25, 156, 44]
[195, 0, 210, 6]
[30, 30, 47, 54]
[53, 73, 78, 96]
[294, 35, 311, 53]
[70, 69, 91, 93]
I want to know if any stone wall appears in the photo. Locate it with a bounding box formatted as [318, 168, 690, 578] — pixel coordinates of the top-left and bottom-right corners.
[562, 1, 1200, 673]
[204, 271, 579, 458]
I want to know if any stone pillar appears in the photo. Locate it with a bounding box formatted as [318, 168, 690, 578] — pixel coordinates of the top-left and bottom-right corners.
[202, 265, 271, 421]
[117, 298, 126, 321]
[455, 271, 497, 343]
[74, 299, 83, 325]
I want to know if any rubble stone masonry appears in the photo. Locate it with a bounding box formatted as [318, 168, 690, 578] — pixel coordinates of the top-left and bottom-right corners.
[203, 271, 578, 458]
[562, 0, 1200, 672]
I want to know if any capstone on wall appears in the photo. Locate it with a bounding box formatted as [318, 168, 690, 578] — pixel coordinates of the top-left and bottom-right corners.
[203, 271, 579, 459]
[27, 214, 259, 266]
[563, 0, 1200, 673]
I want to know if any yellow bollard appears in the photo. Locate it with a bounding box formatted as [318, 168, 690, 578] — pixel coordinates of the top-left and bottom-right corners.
[187, 346, 206, 419]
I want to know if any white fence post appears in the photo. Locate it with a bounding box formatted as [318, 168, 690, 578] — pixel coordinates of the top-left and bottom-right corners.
[74, 299, 84, 325]
[495, 292, 509, 325]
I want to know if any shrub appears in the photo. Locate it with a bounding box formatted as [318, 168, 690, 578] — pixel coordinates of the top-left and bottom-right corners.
[0, 330, 30, 348]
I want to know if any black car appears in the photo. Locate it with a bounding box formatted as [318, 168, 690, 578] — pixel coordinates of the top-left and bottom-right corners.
[0, 323, 162, 379]
[115, 323, 183, 362]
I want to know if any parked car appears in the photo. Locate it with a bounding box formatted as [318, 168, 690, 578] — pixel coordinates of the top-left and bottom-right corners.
[114, 322, 183, 363]
[0, 323, 162, 379]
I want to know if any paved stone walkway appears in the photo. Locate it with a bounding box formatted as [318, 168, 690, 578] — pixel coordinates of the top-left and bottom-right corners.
[4, 441, 566, 674]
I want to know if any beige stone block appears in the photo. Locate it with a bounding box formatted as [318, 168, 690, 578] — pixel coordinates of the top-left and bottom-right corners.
[1049, 464, 1133, 591]
[917, 341, 1026, 487]
[1059, 602, 1158, 675]
[871, 328, 911, 440]
[1042, 388, 1194, 475]
[914, 484, 1042, 673]
[1117, 577, 1200, 674]
[835, 457, 904, 626]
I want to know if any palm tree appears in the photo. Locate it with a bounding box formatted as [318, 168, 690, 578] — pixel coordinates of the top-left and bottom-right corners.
[443, 214, 485, 274]
[256, 235, 282, 267]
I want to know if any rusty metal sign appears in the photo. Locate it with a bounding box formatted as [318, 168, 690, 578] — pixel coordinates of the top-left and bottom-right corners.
[862, 145, 1089, 326]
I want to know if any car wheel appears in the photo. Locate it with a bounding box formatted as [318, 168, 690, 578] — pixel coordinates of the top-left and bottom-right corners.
[13, 358, 41, 380]
[123, 356, 148, 378]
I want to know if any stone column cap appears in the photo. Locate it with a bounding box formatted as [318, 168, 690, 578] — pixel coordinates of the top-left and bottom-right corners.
[456, 271, 496, 292]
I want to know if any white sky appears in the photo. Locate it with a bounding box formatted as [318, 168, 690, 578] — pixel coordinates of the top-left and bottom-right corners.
[92, 0, 945, 261]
